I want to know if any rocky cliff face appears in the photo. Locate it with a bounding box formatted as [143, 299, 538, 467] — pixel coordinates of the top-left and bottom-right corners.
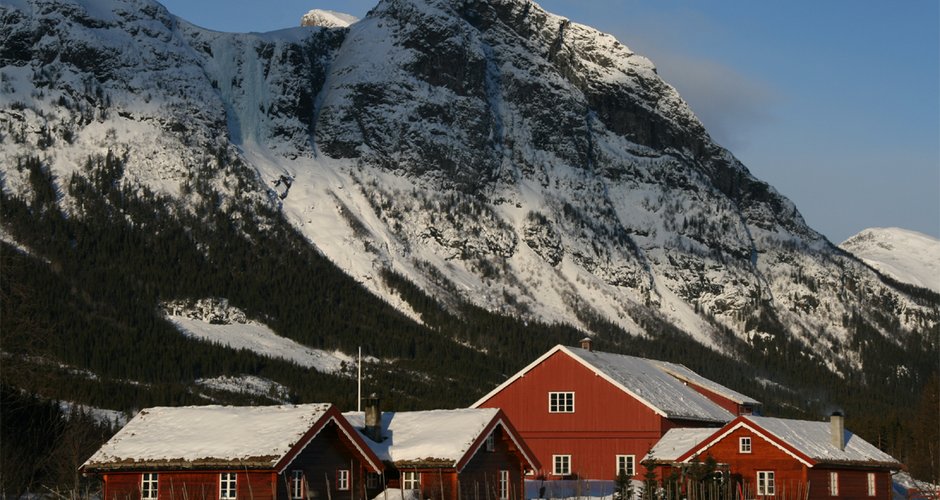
[1, 0, 936, 379]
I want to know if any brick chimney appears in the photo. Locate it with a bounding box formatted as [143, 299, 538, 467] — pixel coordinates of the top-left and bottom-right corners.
[580, 337, 593, 351]
[830, 411, 845, 451]
[364, 393, 382, 442]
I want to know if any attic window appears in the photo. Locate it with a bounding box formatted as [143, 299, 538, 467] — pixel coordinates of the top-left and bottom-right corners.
[549, 392, 575, 413]
[291, 471, 304, 499]
[739, 437, 752, 453]
[485, 432, 496, 452]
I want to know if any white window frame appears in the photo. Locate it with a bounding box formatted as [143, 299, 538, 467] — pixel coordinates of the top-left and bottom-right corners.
[498, 470, 509, 500]
[485, 432, 496, 452]
[336, 469, 350, 491]
[141, 473, 158, 500]
[402, 471, 420, 491]
[219, 473, 237, 500]
[366, 472, 380, 489]
[757, 471, 775, 496]
[615, 455, 635, 477]
[739, 436, 752, 453]
[552, 455, 571, 476]
[867, 472, 876, 496]
[548, 392, 575, 413]
[830, 472, 839, 496]
[291, 471, 304, 499]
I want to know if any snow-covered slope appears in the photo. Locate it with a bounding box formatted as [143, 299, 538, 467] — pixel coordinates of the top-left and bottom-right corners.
[841, 228, 940, 294]
[1, 0, 936, 384]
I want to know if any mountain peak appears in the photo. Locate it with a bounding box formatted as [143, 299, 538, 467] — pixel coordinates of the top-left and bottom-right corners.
[300, 9, 358, 28]
[840, 228, 940, 293]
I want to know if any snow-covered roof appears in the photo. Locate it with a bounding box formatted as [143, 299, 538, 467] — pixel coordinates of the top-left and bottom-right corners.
[83, 404, 381, 471]
[650, 360, 761, 406]
[344, 408, 536, 471]
[682, 415, 901, 468]
[649, 428, 718, 462]
[473, 345, 734, 423]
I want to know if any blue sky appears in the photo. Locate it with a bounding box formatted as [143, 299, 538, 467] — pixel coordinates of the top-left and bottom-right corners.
[159, 0, 939, 243]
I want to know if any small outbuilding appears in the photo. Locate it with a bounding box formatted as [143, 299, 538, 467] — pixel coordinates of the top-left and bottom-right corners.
[81, 403, 384, 500]
[344, 404, 538, 500]
[651, 414, 901, 500]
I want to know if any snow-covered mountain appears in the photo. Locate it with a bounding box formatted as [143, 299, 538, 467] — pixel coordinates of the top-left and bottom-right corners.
[300, 9, 358, 28]
[841, 228, 940, 294]
[1, 0, 936, 382]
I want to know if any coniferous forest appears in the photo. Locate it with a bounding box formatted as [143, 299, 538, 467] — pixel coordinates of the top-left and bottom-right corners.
[1, 154, 938, 495]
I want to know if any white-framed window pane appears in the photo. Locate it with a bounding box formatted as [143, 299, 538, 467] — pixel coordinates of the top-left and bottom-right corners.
[402, 472, 420, 491]
[757, 471, 775, 496]
[291, 471, 304, 499]
[830, 472, 839, 496]
[867, 473, 876, 496]
[498, 470, 509, 500]
[548, 392, 575, 413]
[337, 470, 349, 491]
[141, 473, 158, 500]
[739, 437, 752, 453]
[553, 455, 571, 475]
[220, 473, 237, 500]
[616, 455, 635, 477]
[486, 432, 496, 452]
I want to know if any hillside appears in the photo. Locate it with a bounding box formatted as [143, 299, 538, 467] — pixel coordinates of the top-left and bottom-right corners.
[0, 0, 937, 493]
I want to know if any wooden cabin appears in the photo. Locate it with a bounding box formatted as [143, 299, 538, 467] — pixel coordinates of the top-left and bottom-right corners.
[471, 339, 759, 481]
[651, 414, 901, 500]
[344, 404, 538, 500]
[81, 404, 384, 500]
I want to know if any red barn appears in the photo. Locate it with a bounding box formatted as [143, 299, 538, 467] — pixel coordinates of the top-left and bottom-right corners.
[343, 405, 538, 500]
[81, 404, 384, 500]
[471, 340, 758, 482]
[652, 414, 901, 500]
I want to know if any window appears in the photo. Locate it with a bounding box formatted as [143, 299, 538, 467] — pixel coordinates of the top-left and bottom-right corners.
[141, 473, 158, 500]
[485, 432, 496, 452]
[616, 455, 635, 477]
[829, 472, 839, 496]
[549, 392, 575, 413]
[498, 470, 509, 500]
[366, 473, 380, 489]
[739, 437, 752, 453]
[291, 471, 304, 499]
[757, 471, 775, 496]
[336, 470, 350, 491]
[867, 473, 876, 496]
[219, 473, 237, 500]
[402, 471, 420, 491]
[553, 455, 571, 476]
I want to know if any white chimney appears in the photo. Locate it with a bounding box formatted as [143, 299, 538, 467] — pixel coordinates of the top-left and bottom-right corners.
[830, 411, 845, 451]
[580, 337, 593, 351]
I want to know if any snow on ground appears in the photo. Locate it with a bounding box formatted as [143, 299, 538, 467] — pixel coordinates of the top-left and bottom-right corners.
[196, 374, 292, 403]
[840, 227, 940, 293]
[167, 315, 361, 374]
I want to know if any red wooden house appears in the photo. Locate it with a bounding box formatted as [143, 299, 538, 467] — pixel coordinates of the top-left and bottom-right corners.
[343, 404, 538, 500]
[471, 339, 759, 482]
[81, 404, 384, 500]
[652, 414, 901, 500]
